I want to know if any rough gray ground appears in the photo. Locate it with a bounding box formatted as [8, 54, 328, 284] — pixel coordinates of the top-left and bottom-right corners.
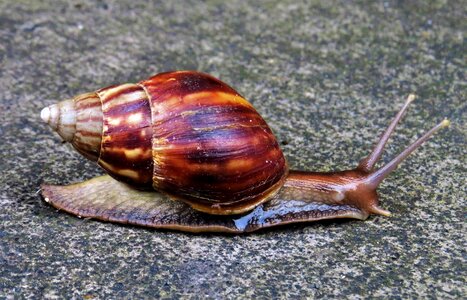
[0, 0, 465, 298]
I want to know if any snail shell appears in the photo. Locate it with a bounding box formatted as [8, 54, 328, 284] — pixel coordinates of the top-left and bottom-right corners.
[42, 71, 287, 215]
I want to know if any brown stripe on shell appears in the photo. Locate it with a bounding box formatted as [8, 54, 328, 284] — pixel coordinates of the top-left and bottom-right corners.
[140, 71, 288, 214]
[75, 95, 102, 110]
[75, 129, 102, 137]
[140, 71, 241, 100]
[71, 92, 103, 161]
[97, 83, 153, 188]
[98, 83, 143, 104]
[55, 99, 77, 142]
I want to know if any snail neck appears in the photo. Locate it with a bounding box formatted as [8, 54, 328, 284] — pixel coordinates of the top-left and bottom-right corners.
[282, 170, 389, 218]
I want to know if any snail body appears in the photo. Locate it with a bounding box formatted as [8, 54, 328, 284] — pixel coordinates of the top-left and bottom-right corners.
[41, 71, 448, 233]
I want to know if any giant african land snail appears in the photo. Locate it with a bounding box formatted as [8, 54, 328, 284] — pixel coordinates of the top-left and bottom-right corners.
[40, 71, 449, 233]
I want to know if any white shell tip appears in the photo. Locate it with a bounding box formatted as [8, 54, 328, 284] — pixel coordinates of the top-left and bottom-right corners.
[40, 106, 50, 123]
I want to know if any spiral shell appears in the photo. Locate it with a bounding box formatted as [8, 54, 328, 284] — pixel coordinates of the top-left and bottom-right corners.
[42, 71, 288, 215]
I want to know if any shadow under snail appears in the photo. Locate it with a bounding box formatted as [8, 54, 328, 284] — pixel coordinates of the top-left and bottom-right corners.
[40, 71, 449, 233]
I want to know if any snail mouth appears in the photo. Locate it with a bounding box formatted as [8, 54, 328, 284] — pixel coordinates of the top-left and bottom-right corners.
[337, 175, 389, 217]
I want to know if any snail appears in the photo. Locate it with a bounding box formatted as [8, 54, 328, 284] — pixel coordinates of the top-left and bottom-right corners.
[40, 71, 449, 233]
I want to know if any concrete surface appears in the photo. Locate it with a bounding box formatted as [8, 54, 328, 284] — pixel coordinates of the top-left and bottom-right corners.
[0, 0, 465, 298]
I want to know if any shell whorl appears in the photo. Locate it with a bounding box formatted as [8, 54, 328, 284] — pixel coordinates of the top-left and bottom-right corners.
[140, 71, 288, 214]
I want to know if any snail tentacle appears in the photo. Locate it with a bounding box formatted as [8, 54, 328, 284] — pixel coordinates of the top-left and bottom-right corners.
[358, 94, 415, 172]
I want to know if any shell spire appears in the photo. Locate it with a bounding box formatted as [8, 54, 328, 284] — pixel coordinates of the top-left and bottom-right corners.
[41, 99, 76, 142]
[41, 92, 104, 162]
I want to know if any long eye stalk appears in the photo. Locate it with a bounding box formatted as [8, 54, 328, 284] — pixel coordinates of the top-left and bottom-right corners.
[358, 94, 416, 172]
[364, 118, 450, 189]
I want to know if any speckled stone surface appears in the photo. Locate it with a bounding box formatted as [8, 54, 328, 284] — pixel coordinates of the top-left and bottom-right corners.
[0, 0, 465, 298]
